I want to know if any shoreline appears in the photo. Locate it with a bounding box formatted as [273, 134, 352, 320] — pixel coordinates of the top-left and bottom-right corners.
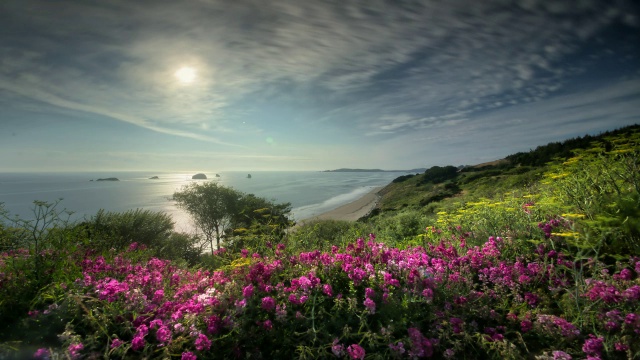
[295, 186, 383, 226]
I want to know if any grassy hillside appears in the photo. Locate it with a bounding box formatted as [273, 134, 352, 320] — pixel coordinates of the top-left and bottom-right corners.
[1, 125, 639, 359]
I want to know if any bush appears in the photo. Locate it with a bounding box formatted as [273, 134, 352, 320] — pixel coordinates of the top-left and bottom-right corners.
[84, 209, 175, 252]
[286, 220, 371, 252]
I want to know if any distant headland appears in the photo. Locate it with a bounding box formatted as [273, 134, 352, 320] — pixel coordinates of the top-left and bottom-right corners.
[323, 168, 427, 173]
[95, 177, 119, 181]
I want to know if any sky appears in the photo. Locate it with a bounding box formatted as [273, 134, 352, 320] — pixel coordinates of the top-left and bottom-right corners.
[1, 0, 639, 172]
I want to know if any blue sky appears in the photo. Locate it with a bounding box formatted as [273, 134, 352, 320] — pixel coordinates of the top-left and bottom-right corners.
[1, 0, 639, 172]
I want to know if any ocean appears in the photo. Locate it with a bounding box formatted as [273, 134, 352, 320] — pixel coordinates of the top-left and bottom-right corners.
[0, 171, 402, 232]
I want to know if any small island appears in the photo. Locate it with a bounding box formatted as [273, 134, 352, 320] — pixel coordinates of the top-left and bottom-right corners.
[149, 176, 159, 179]
[192, 173, 207, 179]
[96, 177, 119, 181]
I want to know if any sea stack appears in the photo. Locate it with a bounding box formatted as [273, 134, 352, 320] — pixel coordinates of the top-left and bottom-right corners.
[192, 173, 207, 179]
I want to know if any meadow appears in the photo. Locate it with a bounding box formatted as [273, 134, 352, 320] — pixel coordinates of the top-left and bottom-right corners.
[1, 127, 638, 359]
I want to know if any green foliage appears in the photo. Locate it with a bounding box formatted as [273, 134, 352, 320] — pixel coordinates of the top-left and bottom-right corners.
[505, 124, 640, 167]
[174, 182, 243, 253]
[224, 193, 293, 253]
[286, 220, 371, 252]
[0, 200, 84, 342]
[391, 174, 416, 183]
[174, 182, 293, 255]
[84, 208, 175, 252]
[373, 209, 428, 245]
[419, 165, 459, 185]
[540, 131, 640, 255]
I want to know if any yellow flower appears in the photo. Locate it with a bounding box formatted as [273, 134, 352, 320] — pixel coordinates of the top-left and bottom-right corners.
[561, 213, 586, 218]
[551, 232, 580, 237]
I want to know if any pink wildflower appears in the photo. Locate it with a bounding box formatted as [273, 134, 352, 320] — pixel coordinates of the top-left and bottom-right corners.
[407, 327, 433, 357]
[322, 284, 333, 297]
[33, 348, 50, 359]
[156, 326, 172, 344]
[261, 296, 276, 311]
[582, 335, 604, 356]
[614, 342, 629, 351]
[131, 335, 145, 351]
[181, 351, 197, 360]
[363, 297, 376, 314]
[347, 344, 365, 360]
[331, 339, 344, 357]
[68, 343, 84, 359]
[195, 333, 211, 351]
[242, 284, 254, 298]
[552, 350, 572, 359]
[110, 338, 123, 349]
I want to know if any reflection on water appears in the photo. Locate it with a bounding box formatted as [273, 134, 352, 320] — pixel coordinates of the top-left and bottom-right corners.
[0, 171, 402, 233]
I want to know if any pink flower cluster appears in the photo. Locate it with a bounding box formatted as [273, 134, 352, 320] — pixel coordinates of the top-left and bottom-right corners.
[34, 230, 638, 358]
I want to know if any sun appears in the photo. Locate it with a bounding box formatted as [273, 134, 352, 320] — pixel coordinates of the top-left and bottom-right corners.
[175, 66, 196, 84]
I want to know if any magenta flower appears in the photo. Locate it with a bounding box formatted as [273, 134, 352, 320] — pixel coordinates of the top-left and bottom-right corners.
[422, 288, 434, 301]
[261, 296, 276, 311]
[33, 348, 50, 360]
[181, 351, 197, 360]
[156, 326, 172, 344]
[110, 338, 123, 349]
[68, 343, 84, 359]
[365, 287, 375, 298]
[552, 350, 572, 359]
[131, 335, 145, 351]
[347, 344, 365, 360]
[242, 284, 254, 298]
[582, 334, 604, 356]
[520, 320, 533, 333]
[195, 333, 211, 351]
[331, 339, 344, 357]
[389, 342, 406, 355]
[614, 342, 629, 351]
[407, 327, 433, 357]
[363, 297, 376, 314]
[322, 284, 334, 297]
[297, 276, 312, 291]
[153, 289, 164, 303]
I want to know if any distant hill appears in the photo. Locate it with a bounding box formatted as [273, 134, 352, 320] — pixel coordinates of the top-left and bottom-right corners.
[505, 124, 640, 167]
[372, 123, 639, 216]
[324, 168, 427, 173]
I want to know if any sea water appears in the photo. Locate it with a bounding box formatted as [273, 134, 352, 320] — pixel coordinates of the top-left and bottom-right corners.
[0, 171, 403, 232]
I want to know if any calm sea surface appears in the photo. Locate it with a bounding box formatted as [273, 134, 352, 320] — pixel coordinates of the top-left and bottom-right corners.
[0, 171, 402, 232]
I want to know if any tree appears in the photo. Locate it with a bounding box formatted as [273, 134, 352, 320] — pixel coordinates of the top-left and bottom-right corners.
[232, 193, 292, 233]
[225, 194, 293, 251]
[173, 182, 242, 253]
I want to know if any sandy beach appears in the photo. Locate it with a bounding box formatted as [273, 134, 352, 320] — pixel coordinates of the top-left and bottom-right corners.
[296, 186, 383, 225]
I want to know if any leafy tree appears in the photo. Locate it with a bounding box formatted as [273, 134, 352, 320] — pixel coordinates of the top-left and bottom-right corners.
[173, 182, 243, 253]
[419, 165, 459, 185]
[231, 193, 292, 234]
[225, 194, 292, 253]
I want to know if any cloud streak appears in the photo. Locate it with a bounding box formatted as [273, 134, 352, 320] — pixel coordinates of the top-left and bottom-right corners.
[0, 0, 638, 171]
